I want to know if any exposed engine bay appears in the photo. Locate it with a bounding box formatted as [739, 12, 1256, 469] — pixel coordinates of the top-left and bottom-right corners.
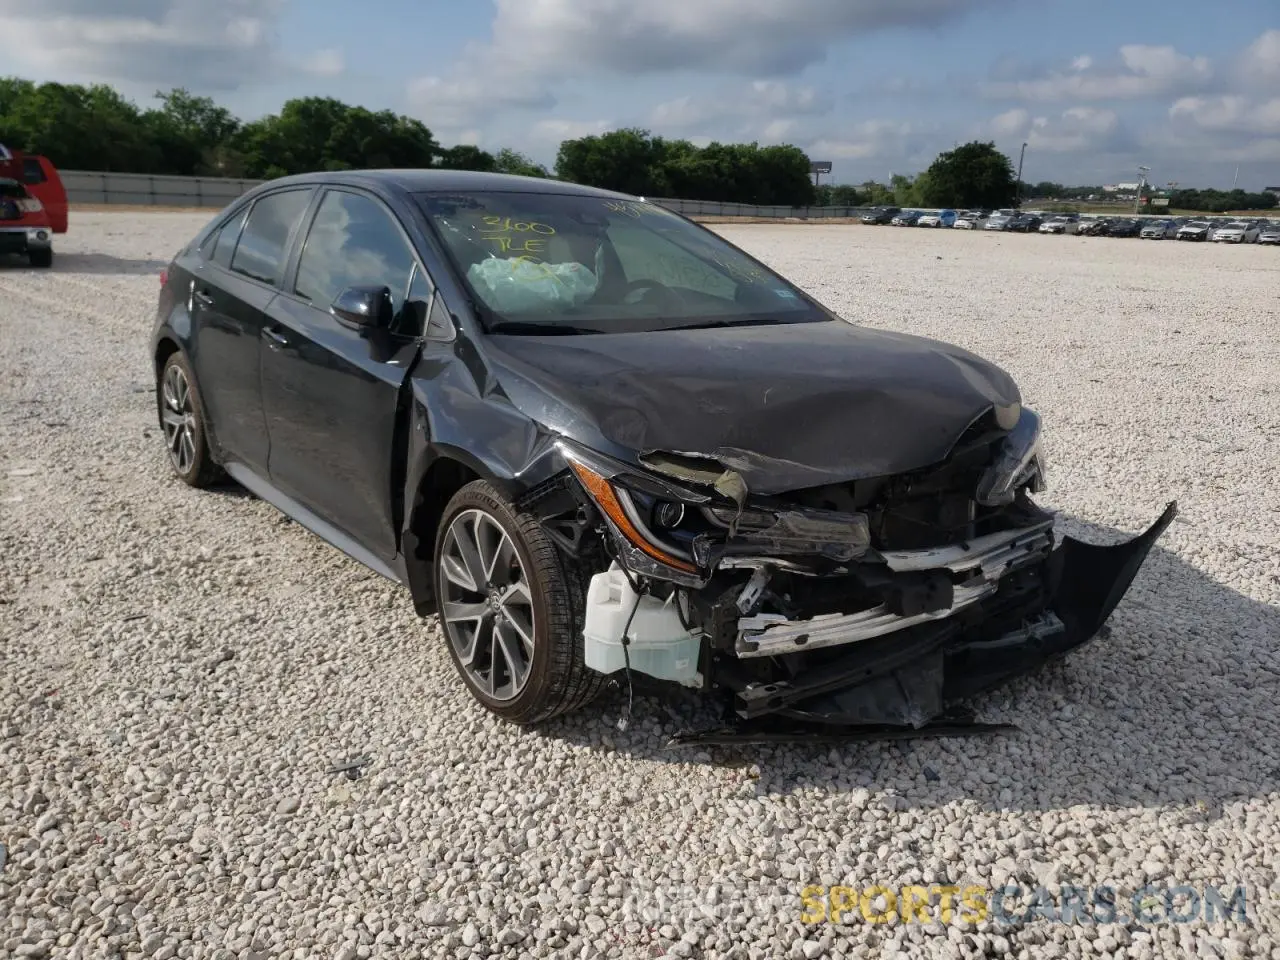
[519, 404, 1176, 738]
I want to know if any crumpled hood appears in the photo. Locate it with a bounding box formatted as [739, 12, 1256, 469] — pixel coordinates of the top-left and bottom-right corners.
[485, 320, 1021, 494]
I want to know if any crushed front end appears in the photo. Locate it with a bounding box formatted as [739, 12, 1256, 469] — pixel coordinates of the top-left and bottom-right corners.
[523, 406, 1176, 735]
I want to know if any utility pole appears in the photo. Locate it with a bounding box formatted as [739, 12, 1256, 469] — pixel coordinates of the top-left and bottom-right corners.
[1232, 165, 1240, 190]
[1135, 165, 1150, 214]
[1015, 142, 1027, 206]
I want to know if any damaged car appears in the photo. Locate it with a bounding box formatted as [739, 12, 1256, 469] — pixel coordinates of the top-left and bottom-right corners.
[151, 171, 1175, 736]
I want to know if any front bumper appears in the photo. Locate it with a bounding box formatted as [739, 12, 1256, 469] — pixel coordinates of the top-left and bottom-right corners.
[0, 226, 52, 255]
[717, 503, 1177, 726]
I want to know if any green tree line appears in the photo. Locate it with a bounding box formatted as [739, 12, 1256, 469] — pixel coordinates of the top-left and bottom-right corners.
[0, 79, 817, 205]
[3, 78, 1264, 211]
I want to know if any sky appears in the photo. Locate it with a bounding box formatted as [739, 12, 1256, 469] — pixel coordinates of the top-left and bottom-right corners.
[2, 0, 1278, 189]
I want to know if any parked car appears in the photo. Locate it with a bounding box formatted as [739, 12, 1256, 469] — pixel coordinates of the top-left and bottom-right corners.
[1256, 221, 1280, 245]
[1140, 219, 1179, 239]
[149, 170, 1174, 731]
[1008, 213, 1042, 233]
[953, 211, 983, 230]
[1038, 215, 1078, 234]
[983, 212, 1013, 231]
[860, 206, 900, 225]
[0, 176, 55, 266]
[1211, 220, 1261, 243]
[890, 210, 924, 226]
[1076, 218, 1113, 236]
[1177, 220, 1212, 241]
[1105, 218, 1143, 238]
[0, 144, 68, 234]
[917, 209, 956, 228]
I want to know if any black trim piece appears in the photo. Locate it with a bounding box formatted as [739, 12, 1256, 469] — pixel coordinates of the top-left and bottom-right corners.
[224, 463, 404, 585]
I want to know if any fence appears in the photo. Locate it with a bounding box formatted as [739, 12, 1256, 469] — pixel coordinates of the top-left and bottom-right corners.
[60, 170, 875, 219]
[61, 170, 264, 208]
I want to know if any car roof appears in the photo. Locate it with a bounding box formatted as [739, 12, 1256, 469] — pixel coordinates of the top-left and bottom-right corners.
[259, 169, 633, 199]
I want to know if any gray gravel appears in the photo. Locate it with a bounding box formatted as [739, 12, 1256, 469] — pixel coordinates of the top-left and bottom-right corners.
[2, 213, 1278, 959]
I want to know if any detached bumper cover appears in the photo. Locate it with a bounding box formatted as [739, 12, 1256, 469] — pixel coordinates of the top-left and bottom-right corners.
[723, 502, 1177, 728]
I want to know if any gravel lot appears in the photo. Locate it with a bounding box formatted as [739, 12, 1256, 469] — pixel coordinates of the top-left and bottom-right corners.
[2, 214, 1278, 960]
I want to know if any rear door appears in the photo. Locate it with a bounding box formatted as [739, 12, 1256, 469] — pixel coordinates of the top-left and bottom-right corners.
[260, 187, 430, 562]
[188, 187, 314, 475]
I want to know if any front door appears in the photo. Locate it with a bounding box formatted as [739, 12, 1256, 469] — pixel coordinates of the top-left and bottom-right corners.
[260, 188, 430, 563]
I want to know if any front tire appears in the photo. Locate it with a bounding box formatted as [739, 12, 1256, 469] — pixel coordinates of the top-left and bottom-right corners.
[29, 248, 52, 268]
[433, 480, 605, 724]
[158, 353, 223, 488]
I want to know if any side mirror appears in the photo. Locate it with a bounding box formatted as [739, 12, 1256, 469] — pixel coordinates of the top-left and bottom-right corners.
[331, 285, 394, 331]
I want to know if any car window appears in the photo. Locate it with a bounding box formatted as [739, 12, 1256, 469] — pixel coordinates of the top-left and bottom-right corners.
[209, 207, 249, 270]
[419, 190, 822, 334]
[606, 221, 737, 301]
[295, 190, 419, 328]
[230, 189, 312, 285]
[21, 158, 46, 184]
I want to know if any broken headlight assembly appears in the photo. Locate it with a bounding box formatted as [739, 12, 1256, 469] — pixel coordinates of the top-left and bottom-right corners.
[560, 441, 872, 583]
[976, 407, 1047, 506]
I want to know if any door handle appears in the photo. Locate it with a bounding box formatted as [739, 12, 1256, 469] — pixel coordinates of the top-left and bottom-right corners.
[192, 288, 214, 308]
[262, 327, 289, 347]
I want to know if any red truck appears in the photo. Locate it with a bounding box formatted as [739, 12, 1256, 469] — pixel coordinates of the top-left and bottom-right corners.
[0, 144, 66, 267]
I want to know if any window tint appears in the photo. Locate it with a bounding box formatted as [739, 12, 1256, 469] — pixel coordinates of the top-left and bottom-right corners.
[212, 210, 247, 269]
[21, 158, 46, 184]
[230, 189, 311, 285]
[295, 191, 418, 319]
[419, 191, 820, 334]
[607, 222, 737, 302]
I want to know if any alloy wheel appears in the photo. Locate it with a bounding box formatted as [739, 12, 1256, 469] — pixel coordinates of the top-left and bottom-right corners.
[438, 509, 537, 701]
[161, 363, 197, 475]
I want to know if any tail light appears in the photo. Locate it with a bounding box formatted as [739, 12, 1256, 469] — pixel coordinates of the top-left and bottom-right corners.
[159, 267, 169, 288]
[17, 197, 42, 213]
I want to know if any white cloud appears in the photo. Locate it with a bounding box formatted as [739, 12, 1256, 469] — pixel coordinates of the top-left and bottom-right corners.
[983, 43, 1211, 101]
[648, 80, 832, 139]
[1170, 95, 1280, 136]
[299, 49, 345, 79]
[406, 0, 994, 131]
[529, 119, 614, 143]
[405, 74, 554, 132]
[0, 0, 299, 91]
[807, 120, 916, 161]
[1239, 29, 1280, 89]
[983, 106, 1122, 154]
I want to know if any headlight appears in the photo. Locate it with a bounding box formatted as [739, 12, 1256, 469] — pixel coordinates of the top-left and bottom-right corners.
[976, 408, 1046, 506]
[562, 447, 702, 576]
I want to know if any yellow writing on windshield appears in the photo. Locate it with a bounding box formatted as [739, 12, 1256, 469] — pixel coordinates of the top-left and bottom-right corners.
[480, 216, 556, 256]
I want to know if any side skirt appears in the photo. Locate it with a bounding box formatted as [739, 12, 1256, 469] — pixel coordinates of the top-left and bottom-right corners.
[224, 462, 405, 586]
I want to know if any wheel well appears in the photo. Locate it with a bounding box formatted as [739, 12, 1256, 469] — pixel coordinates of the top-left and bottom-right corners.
[409, 456, 481, 566]
[154, 338, 180, 377]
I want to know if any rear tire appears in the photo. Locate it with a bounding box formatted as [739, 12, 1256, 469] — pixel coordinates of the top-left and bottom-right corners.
[158, 353, 223, 488]
[29, 248, 52, 268]
[433, 480, 605, 724]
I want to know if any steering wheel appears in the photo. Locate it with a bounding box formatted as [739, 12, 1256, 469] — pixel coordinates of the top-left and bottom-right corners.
[621, 278, 681, 306]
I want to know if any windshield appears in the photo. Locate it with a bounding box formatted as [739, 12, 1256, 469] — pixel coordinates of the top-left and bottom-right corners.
[418, 190, 826, 335]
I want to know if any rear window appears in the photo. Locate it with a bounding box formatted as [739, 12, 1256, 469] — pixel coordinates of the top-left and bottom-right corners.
[419, 190, 824, 335]
[0, 179, 28, 199]
[21, 158, 46, 184]
[230, 189, 312, 285]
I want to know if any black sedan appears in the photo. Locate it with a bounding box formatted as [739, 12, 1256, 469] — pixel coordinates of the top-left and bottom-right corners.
[1105, 218, 1143, 238]
[859, 206, 900, 225]
[151, 170, 1174, 734]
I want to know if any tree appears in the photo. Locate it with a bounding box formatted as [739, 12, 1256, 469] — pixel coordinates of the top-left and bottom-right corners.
[555, 128, 671, 197]
[437, 145, 497, 171]
[919, 141, 1018, 209]
[493, 148, 548, 178]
